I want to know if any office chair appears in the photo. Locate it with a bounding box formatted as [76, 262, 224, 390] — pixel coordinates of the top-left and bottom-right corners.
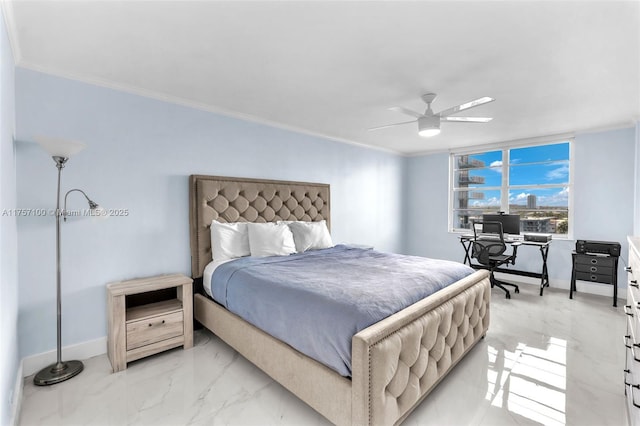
[471, 220, 520, 299]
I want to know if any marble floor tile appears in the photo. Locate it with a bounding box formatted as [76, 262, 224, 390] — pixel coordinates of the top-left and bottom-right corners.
[19, 283, 626, 425]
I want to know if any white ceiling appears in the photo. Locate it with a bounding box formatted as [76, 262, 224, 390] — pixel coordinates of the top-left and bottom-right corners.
[4, 1, 640, 154]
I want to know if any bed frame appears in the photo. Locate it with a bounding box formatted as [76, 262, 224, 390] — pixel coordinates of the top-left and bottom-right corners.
[189, 175, 491, 426]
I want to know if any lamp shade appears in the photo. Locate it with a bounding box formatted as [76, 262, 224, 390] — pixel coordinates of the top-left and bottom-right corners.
[91, 204, 110, 219]
[36, 137, 86, 158]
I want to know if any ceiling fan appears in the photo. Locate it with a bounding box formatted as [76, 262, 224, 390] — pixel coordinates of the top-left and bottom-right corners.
[369, 93, 495, 137]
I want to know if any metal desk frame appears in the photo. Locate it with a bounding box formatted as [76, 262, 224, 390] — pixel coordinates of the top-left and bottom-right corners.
[459, 235, 551, 296]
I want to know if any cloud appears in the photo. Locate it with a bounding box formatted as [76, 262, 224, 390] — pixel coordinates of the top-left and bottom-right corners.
[470, 196, 500, 207]
[537, 187, 569, 206]
[489, 160, 502, 173]
[546, 162, 569, 181]
[509, 192, 530, 202]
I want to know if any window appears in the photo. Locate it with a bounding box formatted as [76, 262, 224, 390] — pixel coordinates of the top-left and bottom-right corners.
[450, 141, 571, 236]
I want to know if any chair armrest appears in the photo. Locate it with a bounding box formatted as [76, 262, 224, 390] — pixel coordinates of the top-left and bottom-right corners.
[510, 242, 521, 264]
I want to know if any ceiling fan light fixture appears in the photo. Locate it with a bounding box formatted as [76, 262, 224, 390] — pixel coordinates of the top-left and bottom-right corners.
[418, 116, 441, 138]
[369, 93, 494, 137]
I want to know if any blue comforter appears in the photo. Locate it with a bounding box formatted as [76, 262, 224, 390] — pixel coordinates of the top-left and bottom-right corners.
[211, 245, 474, 376]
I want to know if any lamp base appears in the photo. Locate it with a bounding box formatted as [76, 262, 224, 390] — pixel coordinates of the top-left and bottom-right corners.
[33, 360, 84, 386]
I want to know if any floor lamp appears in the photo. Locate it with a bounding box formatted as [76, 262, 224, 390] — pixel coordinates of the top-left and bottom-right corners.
[34, 137, 106, 386]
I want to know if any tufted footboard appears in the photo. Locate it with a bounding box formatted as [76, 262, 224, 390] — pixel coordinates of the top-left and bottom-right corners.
[351, 270, 491, 426]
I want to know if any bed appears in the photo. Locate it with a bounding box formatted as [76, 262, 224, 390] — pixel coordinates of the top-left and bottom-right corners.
[189, 175, 491, 426]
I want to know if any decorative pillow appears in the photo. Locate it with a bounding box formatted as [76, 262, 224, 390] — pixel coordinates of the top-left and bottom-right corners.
[210, 220, 250, 261]
[288, 220, 333, 252]
[247, 222, 297, 257]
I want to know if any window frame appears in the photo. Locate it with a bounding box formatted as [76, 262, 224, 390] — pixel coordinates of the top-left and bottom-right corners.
[448, 138, 574, 239]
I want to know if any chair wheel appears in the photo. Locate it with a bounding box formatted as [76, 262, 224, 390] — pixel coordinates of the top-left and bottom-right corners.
[505, 292, 511, 299]
[515, 288, 520, 293]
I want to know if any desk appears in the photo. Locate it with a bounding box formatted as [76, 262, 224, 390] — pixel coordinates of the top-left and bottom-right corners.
[459, 235, 551, 296]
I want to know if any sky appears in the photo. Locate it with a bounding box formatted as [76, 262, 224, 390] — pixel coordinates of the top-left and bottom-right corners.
[457, 142, 570, 209]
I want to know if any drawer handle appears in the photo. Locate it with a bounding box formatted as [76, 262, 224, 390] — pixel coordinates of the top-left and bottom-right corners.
[627, 266, 634, 273]
[624, 335, 640, 361]
[632, 280, 639, 288]
[590, 266, 597, 272]
[626, 305, 635, 317]
[591, 258, 597, 264]
[590, 275, 597, 281]
[148, 320, 166, 327]
[624, 369, 640, 408]
[624, 335, 640, 348]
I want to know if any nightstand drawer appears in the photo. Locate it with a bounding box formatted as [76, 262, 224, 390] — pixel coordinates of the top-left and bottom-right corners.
[575, 255, 616, 267]
[126, 311, 184, 350]
[574, 263, 613, 275]
[575, 271, 614, 284]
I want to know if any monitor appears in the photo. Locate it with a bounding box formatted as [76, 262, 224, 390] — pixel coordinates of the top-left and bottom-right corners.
[482, 213, 521, 235]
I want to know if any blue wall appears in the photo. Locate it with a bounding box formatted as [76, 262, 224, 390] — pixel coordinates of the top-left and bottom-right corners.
[0, 6, 18, 425]
[14, 68, 406, 358]
[405, 127, 636, 291]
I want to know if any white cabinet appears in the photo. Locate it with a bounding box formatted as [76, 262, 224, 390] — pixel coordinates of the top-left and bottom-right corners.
[625, 236, 640, 425]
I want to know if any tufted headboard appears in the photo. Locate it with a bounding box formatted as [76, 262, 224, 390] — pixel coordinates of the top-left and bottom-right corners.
[189, 175, 330, 279]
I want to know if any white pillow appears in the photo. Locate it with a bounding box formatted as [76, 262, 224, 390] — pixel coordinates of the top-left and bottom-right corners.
[288, 220, 333, 252]
[210, 220, 250, 261]
[247, 222, 297, 257]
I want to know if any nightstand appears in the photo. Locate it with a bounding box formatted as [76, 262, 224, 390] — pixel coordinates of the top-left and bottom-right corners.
[107, 273, 193, 372]
[570, 252, 619, 306]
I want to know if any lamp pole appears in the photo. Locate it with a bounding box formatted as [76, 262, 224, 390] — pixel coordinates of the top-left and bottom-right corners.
[33, 156, 84, 386]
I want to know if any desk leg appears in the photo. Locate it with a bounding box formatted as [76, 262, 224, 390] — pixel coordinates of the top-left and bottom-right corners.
[570, 253, 576, 299]
[460, 239, 473, 266]
[539, 244, 550, 296]
[613, 257, 618, 307]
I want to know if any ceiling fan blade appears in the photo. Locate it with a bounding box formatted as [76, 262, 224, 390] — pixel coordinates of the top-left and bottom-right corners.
[440, 116, 493, 123]
[389, 107, 425, 118]
[368, 120, 416, 131]
[438, 97, 495, 117]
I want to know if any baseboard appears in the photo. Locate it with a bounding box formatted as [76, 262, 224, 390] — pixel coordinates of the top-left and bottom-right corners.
[494, 273, 626, 301]
[9, 359, 23, 426]
[22, 336, 107, 378]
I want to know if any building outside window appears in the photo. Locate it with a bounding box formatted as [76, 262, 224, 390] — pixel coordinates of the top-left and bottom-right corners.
[450, 141, 571, 236]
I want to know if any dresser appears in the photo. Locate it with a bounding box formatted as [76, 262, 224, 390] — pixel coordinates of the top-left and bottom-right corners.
[625, 236, 640, 425]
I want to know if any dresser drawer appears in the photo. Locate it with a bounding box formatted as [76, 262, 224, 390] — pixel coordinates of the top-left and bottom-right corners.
[574, 263, 613, 275]
[575, 271, 614, 284]
[575, 254, 616, 267]
[126, 311, 184, 351]
[628, 311, 640, 351]
[626, 341, 640, 425]
[630, 248, 640, 282]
